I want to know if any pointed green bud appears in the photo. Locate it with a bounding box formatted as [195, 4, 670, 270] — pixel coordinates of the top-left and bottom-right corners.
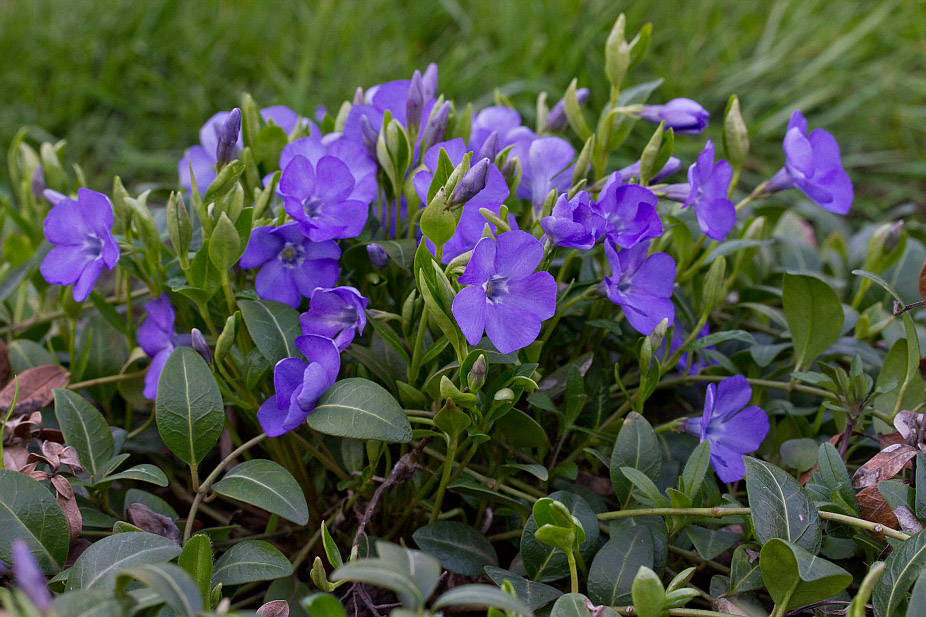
[563, 78, 592, 140]
[572, 134, 595, 187]
[166, 192, 192, 266]
[215, 314, 238, 364]
[701, 256, 727, 313]
[605, 14, 630, 93]
[722, 95, 749, 174]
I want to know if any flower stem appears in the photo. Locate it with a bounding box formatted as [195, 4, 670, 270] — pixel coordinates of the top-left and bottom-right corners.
[429, 433, 458, 523]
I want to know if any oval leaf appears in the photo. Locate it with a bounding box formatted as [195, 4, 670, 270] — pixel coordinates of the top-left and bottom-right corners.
[239, 299, 301, 364]
[155, 347, 224, 466]
[0, 469, 69, 574]
[102, 464, 169, 487]
[0, 364, 69, 414]
[413, 521, 499, 576]
[53, 388, 113, 480]
[308, 378, 412, 443]
[744, 457, 821, 553]
[116, 563, 204, 617]
[67, 531, 182, 591]
[521, 491, 599, 583]
[212, 459, 309, 525]
[873, 528, 926, 617]
[610, 412, 661, 505]
[213, 540, 293, 586]
[759, 538, 851, 613]
[782, 273, 843, 370]
[587, 525, 654, 606]
[432, 584, 533, 616]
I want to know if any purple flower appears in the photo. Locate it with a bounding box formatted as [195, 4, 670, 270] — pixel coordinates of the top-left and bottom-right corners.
[258, 334, 340, 437]
[545, 88, 589, 132]
[452, 230, 556, 354]
[11, 540, 52, 613]
[366, 243, 389, 268]
[640, 98, 709, 134]
[765, 110, 853, 215]
[682, 141, 736, 241]
[664, 323, 715, 375]
[594, 173, 663, 248]
[603, 241, 675, 335]
[343, 66, 438, 146]
[179, 105, 311, 192]
[215, 108, 242, 169]
[300, 287, 369, 352]
[683, 375, 769, 483]
[239, 223, 340, 308]
[138, 296, 180, 400]
[616, 157, 681, 184]
[540, 191, 606, 250]
[279, 137, 376, 241]
[413, 139, 514, 263]
[40, 188, 119, 303]
[468, 106, 535, 160]
[510, 137, 575, 209]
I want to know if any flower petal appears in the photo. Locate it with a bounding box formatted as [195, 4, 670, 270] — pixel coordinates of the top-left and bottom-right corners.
[504, 271, 557, 320]
[280, 155, 316, 200]
[296, 334, 341, 383]
[458, 236, 497, 285]
[239, 226, 283, 269]
[485, 302, 541, 354]
[72, 258, 103, 302]
[494, 230, 542, 280]
[255, 260, 299, 308]
[452, 285, 488, 345]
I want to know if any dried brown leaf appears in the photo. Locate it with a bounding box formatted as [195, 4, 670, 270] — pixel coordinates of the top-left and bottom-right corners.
[852, 443, 917, 489]
[2, 445, 30, 471]
[51, 475, 82, 541]
[256, 600, 290, 617]
[0, 365, 70, 414]
[919, 259, 926, 301]
[857, 484, 899, 537]
[0, 340, 10, 388]
[126, 502, 181, 543]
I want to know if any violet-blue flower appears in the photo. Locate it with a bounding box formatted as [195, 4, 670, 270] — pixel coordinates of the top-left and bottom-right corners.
[452, 230, 556, 354]
[663, 323, 714, 375]
[343, 65, 438, 146]
[545, 87, 589, 132]
[258, 334, 340, 437]
[468, 106, 535, 160]
[40, 188, 119, 303]
[682, 141, 736, 241]
[683, 375, 770, 483]
[616, 156, 681, 184]
[300, 286, 369, 352]
[239, 223, 340, 308]
[279, 136, 376, 241]
[510, 136, 575, 209]
[640, 98, 709, 134]
[11, 540, 52, 613]
[138, 295, 178, 400]
[413, 138, 514, 263]
[593, 173, 662, 248]
[765, 110, 853, 215]
[540, 190, 606, 250]
[603, 241, 676, 335]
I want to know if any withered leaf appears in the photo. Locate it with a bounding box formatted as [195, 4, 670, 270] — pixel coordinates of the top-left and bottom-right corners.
[851, 443, 917, 489]
[51, 475, 82, 541]
[857, 484, 899, 536]
[256, 600, 290, 617]
[0, 339, 10, 388]
[126, 502, 181, 543]
[893, 410, 922, 443]
[0, 365, 70, 414]
[880, 432, 909, 449]
[919, 258, 926, 301]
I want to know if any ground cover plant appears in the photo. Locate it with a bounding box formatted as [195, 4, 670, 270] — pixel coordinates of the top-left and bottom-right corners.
[2, 10, 926, 617]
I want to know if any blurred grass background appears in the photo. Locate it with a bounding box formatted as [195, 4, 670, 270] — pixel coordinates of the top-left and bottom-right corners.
[1, 0, 923, 216]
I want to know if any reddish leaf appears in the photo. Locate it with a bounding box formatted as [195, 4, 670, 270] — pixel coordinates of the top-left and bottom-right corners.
[851, 443, 917, 489]
[919, 259, 926, 300]
[257, 600, 290, 617]
[51, 475, 82, 541]
[0, 365, 70, 414]
[857, 484, 898, 538]
[0, 340, 10, 388]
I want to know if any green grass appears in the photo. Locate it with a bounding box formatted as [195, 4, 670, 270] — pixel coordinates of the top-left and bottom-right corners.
[1, 0, 923, 216]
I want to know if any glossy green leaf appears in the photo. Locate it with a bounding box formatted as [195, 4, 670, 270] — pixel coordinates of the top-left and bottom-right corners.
[115, 563, 204, 617]
[413, 521, 498, 576]
[213, 540, 293, 586]
[759, 538, 851, 613]
[178, 534, 213, 605]
[213, 459, 309, 525]
[521, 491, 599, 582]
[432, 584, 533, 616]
[301, 593, 347, 617]
[53, 388, 113, 480]
[873, 528, 926, 617]
[239, 298, 302, 364]
[782, 273, 843, 369]
[587, 524, 654, 606]
[0, 469, 69, 574]
[67, 531, 182, 591]
[331, 559, 423, 611]
[308, 377, 412, 443]
[100, 464, 168, 487]
[550, 593, 591, 617]
[631, 566, 666, 617]
[729, 545, 763, 594]
[484, 567, 562, 611]
[681, 440, 711, 497]
[685, 525, 739, 561]
[375, 542, 442, 606]
[744, 457, 821, 553]
[609, 412, 661, 505]
[209, 212, 241, 272]
[155, 347, 224, 466]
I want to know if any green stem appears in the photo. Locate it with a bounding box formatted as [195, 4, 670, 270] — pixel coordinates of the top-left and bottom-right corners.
[566, 550, 579, 594]
[407, 306, 430, 382]
[68, 370, 147, 391]
[429, 434, 458, 523]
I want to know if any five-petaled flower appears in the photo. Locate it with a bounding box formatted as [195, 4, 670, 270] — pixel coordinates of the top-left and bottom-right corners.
[683, 375, 769, 483]
[594, 173, 663, 248]
[541, 190, 606, 250]
[40, 188, 119, 303]
[603, 241, 676, 335]
[765, 110, 853, 215]
[510, 136, 574, 209]
[300, 286, 369, 352]
[239, 223, 340, 308]
[258, 334, 340, 437]
[682, 140, 736, 241]
[452, 230, 557, 354]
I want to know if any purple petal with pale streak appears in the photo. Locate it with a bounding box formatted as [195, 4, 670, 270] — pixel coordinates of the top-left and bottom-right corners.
[72, 258, 103, 302]
[43, 199, 92, 245]
[256, 260, 299, 308]
[239, 226, 283, 269]
[314, 156, 355, 204]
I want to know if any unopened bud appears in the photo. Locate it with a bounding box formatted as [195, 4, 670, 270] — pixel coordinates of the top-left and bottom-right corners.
[42, 188, 67, 206]
[420, 101, 450, 154]
[701, 256, 727, 312]
[477, 130, 499, 162]
[359, 114, 379, 157]
[12, 540, 52, 613]
[406, 70, 425, 133]
[191, 328, 212, 365]
[215, 108, 242, 169]
[546, 88, 589, 132]
[451, 158, 490, 206]
[31, 166, 45, 202]
[886, 220, 904, 253]
[422, 63, 438, 99]
[467, 354, 487, 391]
[501, 156, 522, 194]
[366, 243, 388, 268]
[352, 86, 365, 105]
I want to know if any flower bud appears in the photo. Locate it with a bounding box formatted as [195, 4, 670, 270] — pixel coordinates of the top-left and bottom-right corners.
[477, 130, 499, 162]
[501, 156, 522, 195]
[422, 63, 438, 99]
[191, 328, 212, 365]
[216, 108, 242, 169]
[12, 540, 52, 613]
[546, 88, 589, 132]
[31, 165, 45, 202]
[214, 314, 237, 364]
[494, 387, 515, 403]
[406, 70, 425, 134]
[42, 188, 67, 206]
[352, 86, 365, 105]
[605, 14, 630, 91]
[467, 354, 487, 391]
[359, 114, 379, 157]
[701, 256, 727, 313]
[660, 183, 691, 203]
[640, 98, 708, 135]
[722, 95, 749, 172]
[451, 158, 490, 206]
[886, 220, 904, 253]
[420, 101, 450, 154]
[167, 191, 192, 265]
[366, 243, 388, 268]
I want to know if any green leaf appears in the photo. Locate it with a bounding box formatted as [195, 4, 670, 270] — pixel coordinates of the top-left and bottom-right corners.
[53, 388, 113, 481]
[779, 438, 819, 472]
[631, 566, 666, 617]
[908, 569, 926, 616]
[744, 457, 821, 553]
[330, 559, 423, 610]
[212, 540, 293, 586]
[621, 467, 668, 507]
[301, 593, 347, 617]
[209, 212, 241, 272]
[413, 521, 499, 576]
[759, 538, 851, 613]
[681, 440, 711, 497]
[782, 273, 843, 370]
[873, 528, 926, 617]
[609, 412, 661, 505]
[0, 469, 69, 574]
[155, 347, 224, 466]
[67, 531, 182, 591]
[308, 377, 412, 443]
[375, 542, 441, 606]
[684, 525, 740, 561]
[550, 593, 592, 617]
[811, 442, 857, 513]
[484, 567, 562, 611]
[239, 299, 302, 364]
[433, 584, 533, 616]
[212, 459, 309, 525]
[253, 125, 288, 168]
[587, 525, 654, 606]
[52, 589, 123, 617]
[115, 563, 204, 617]
[178, 534, 213, 605]
[521, 491, 599, 582]
[917, 453, 926, 519]
[99, 464, 168, 487]
[729, 545, 763, 594]
[321, 522, 342, 568]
